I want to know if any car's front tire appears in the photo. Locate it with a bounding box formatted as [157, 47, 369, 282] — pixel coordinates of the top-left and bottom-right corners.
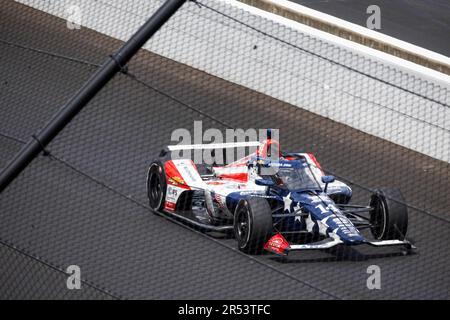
[147, 161, 166, 212]
[369, 188, 408, 240]
[234, 197, 273, 254]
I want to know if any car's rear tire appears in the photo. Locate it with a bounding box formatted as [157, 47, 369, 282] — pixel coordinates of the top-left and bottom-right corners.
[234, 197, 273, 254]
[369, 188, 408, 240]
[147, 161, 166, 212]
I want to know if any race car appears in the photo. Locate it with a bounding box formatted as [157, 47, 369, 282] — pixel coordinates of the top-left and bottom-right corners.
[147, 130, 414, 256]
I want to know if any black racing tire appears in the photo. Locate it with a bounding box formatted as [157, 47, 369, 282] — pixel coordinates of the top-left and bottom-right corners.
[234, 197, 273, 254]
[147, 161, 167, 212]
[369, 188, 408, 240]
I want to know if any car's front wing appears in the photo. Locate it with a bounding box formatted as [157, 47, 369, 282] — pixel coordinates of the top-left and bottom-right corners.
[264, 233, 415, 256]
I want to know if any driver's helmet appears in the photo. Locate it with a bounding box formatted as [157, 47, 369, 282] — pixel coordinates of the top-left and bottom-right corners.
[276, 168, 295, 185]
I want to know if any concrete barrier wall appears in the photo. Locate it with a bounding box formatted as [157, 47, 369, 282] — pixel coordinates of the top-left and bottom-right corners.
[238, 0, 450, 75]
[16, 0, 450, 163]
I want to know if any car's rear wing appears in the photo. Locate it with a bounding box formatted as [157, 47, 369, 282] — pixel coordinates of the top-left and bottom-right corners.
[167, 142, 262, 166]
[167, 141, 262, 150]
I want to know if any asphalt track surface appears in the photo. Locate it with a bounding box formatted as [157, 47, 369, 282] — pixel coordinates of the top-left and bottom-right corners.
[0, 2, 449, 299]
[294, 0, 450, 57]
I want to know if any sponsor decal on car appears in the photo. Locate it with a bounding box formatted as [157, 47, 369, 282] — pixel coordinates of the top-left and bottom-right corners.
[206, 181, 225, 185]
[264, 233, 290, 255]
[268, 162, 292, 167]
[164, 201, 176, 211]
[238, 191, 277, 199]
[166, 185, 185, 205]
[168, 176, 185, 186]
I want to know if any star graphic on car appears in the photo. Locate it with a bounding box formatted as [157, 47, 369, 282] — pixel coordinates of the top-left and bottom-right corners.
[282, 192, 293, 213]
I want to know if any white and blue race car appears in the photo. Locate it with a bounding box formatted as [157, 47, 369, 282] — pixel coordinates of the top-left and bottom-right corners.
[147, 132, 414, 256]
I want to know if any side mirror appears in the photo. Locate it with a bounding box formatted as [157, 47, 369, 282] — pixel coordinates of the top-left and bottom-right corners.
[321, 175, 335, 184]
[255, 179, 275, 187]
[321, 175, 335, 193]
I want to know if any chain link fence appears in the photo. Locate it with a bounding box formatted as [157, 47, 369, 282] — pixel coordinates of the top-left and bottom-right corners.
[0, 0, 449, 299]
